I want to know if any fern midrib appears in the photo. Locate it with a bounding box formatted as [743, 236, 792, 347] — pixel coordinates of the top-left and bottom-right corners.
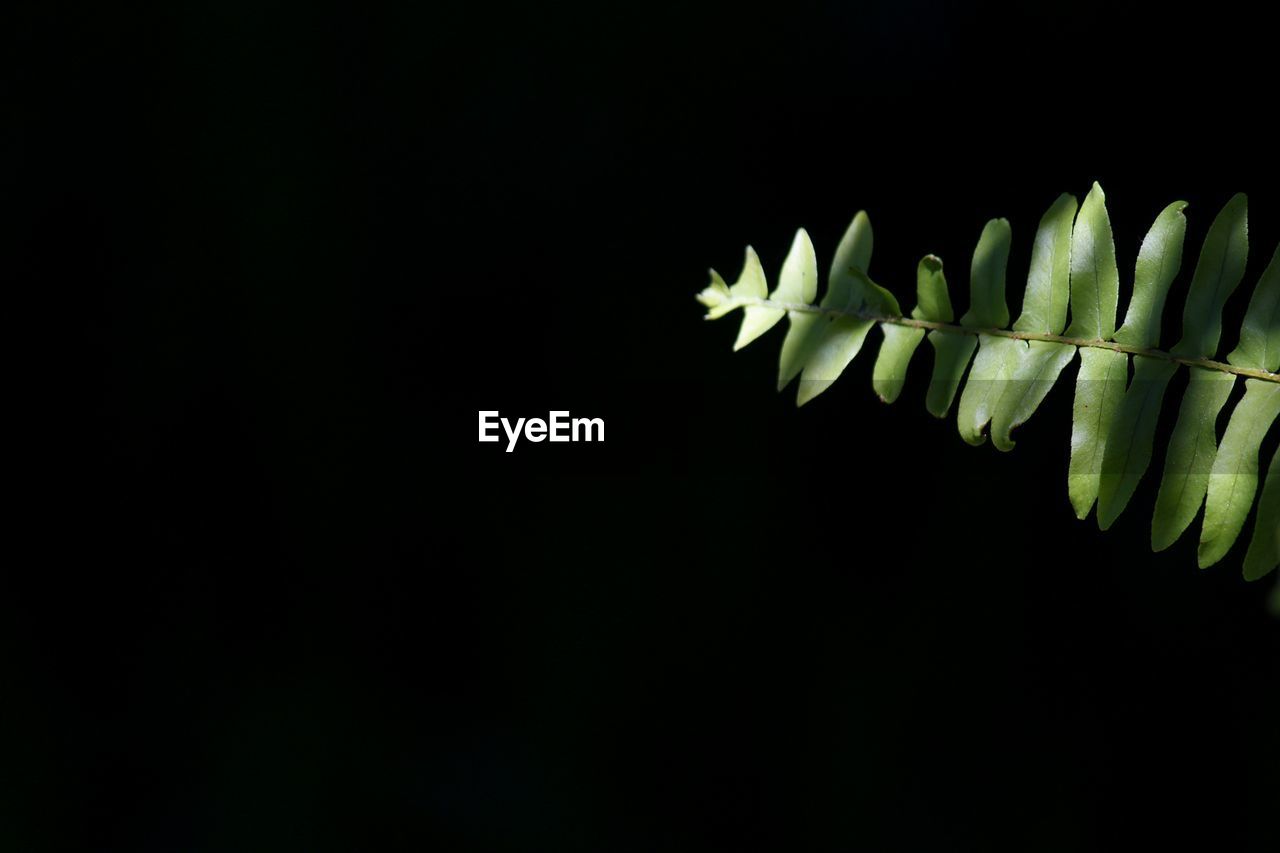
[730, 296, 1280, 384]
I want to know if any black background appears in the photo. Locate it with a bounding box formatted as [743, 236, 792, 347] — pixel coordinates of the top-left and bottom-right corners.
[9, 2, 1280, 850]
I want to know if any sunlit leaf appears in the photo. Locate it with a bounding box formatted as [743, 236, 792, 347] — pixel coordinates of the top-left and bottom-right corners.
[1243, 447, 1280, 580]
[1068, 348, 1128, 519]
[1199, 380, 1280, 567]
[1065, 182, 1118, 342]
[1151, 369, 1237, 551]
[1172, 193, 1249, 358]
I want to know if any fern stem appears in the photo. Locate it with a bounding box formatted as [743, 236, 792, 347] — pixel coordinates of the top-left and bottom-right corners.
[734, 297, 1280, 384]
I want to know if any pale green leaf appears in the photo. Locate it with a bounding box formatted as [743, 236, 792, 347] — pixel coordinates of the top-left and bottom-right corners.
[872, 325, 925, 404]
[796, 316, 877, 407]
[777, 313, 824, 391]
[1065, 182, 1119, 342]
[1199, 379, 1280, 567]
[989, 340, 1076, 451]
[913, 255, 953, 323]
[824, 211, 896, 317]
[775, 229, 822, 389]
[735, 304, 788, 351]
[1113, 201, 1188, 350]
[925, 331, 978, 418]
[723, 247, 785, 350]
[1068, 347, 1128, 519]
[826, 211, 874, 308]
[1227, 243, 1280, 373]
[1242, 446, 1280, 581]
[1151, 368, 1237, 551]
[775, 228, 817, 304]
[956, 335, 1021, 446]
[1172, 193, 1249, 358]
[1095, 357, 1179, 530]
[950, 218, 1015, 437]
[960, 218, 1012, 329]
[731, 246, 768, 299]
[1013, 193, 1077, 335]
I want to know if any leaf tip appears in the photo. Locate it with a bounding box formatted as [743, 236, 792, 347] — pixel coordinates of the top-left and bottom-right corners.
[1197, 540, 1229, 570]
[1070, 495, 1094, 522]
[796, 380, 829, 407]
[1242, 560, 1275, 583]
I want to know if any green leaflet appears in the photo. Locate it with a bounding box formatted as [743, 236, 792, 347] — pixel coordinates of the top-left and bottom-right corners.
[871, 256, 954, 404]
[796, 316, 877, 406]
[1227, 243, 1280, 373]
[1113, 201, 1188, 350]
[776, 228, 818, 304]
[989, 341, 1076, 452]
[1172, 193, 1249, 359]
[1068, 348, 1128, 519]
[798, 270, 900, 406]
[1013, 193, 1077, 335]
[1243, 446, 1279, 580]
[777, 311, 825, 391]
[872, 326, 925, 404]
[1096, 357, 1179, 530]
[736, 307, 786, 351]
[919, 257, 978, 418]
[1199, 380, 1280, 568]
[776, 229, 823, 390]
[732, 248, 785, 350]
[1151, 368, 1237, 551]
[827, 211, 874, 307]
[914, 255, 954, 323]
[957, 335, 1022, 446]
[825, 212, 900, 316]
[953, 219, 1017, 442]
[925, 331, 978, 418]
[961, 219, 1012, 329]
[731, 248, 768, 299]
[1065, 182, 1119, 342]
[1064, 184, 1124, 519]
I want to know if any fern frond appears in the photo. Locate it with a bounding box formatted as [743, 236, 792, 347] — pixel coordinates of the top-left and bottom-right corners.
[698, 183, 1280, 580]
